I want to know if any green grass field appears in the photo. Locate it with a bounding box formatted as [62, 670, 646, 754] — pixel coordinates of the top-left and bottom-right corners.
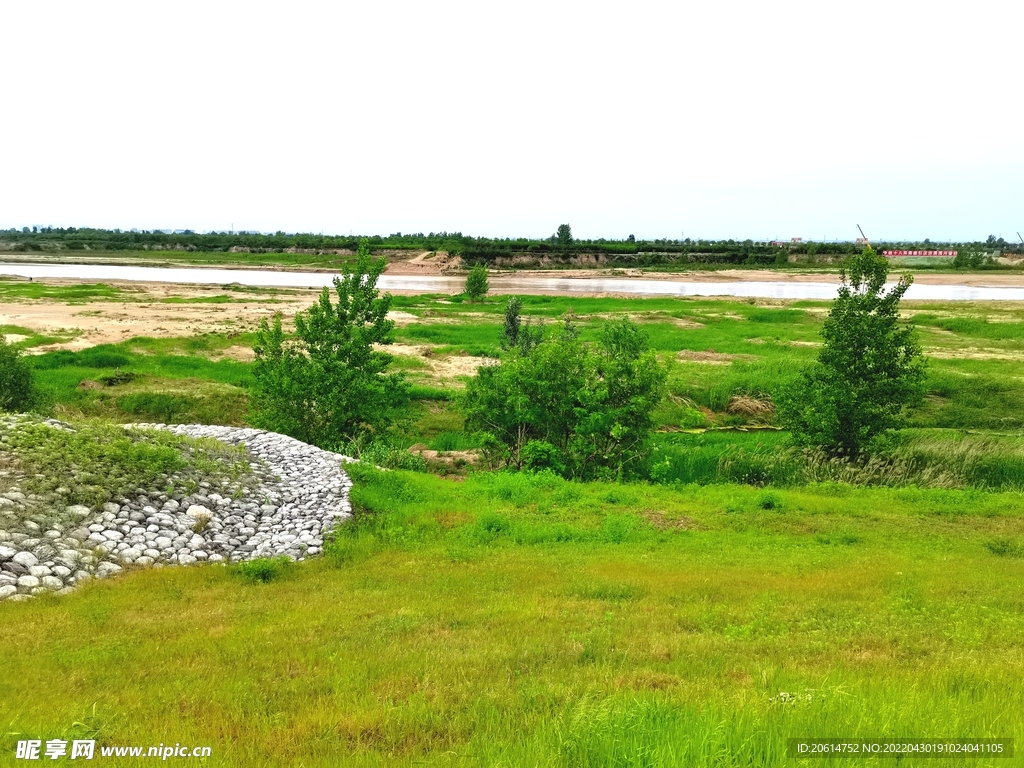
[2, 467, 1022, 766]
[4, 287, 1024, 765]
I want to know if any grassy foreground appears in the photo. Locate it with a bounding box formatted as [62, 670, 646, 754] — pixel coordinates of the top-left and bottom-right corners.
[2, 467, 1023, 766]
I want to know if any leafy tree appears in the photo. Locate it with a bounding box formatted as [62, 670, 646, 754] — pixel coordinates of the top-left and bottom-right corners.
[500, 297, 545, 354]
[0, 336, 36, 412]
[464, 316, 666, 479]
[464, 263, 489, 302]
[500, 296, 522, 350]
[556, 224, 573, 247]
[249, 241, 406, 449]
[778, 248, 924, 456]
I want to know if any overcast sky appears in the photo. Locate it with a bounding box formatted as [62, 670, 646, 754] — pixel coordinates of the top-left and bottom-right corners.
[2, 0, 1021, 242]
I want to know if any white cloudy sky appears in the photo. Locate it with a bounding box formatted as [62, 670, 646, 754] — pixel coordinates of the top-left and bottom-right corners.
[2, 0, 1021, 241]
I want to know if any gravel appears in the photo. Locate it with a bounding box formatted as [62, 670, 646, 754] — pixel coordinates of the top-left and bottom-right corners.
[0, 418, 353, 602]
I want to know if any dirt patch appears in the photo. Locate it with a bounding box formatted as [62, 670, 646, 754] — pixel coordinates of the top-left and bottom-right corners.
[384, 343, 498, 385]
[581, 311, 704, 329]
[412, 311, 493, 325]
[387, 311, 422, 326]
[212, 345, 257, 362]
[677, 350, 758, 365]
[2, 283, 315, 352]
[408, 445, 481, 465]
[384, 250, 463, 275]
[3, 334, 29, 344]
[695, 312, 746, 321]
[789, 340, 821, 347]
[927, 347, 1024, 361]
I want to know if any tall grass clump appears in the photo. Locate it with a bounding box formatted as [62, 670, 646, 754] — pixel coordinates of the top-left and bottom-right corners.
[650, 430, 1024, 491]
[235, 556, 292, 583]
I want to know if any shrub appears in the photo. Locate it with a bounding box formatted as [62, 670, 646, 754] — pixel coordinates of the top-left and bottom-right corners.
[952, 250, 993, 269]
[463, 316, 667, 479]
[0, 335, 36, 412]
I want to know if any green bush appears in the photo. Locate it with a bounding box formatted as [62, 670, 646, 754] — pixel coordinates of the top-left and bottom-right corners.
[952, 250, 993, 269]
[463, 317, 667, 480]
[464, 263, 490, 302]
[0, 335, 36, 412]
[236, 556, 293, 583]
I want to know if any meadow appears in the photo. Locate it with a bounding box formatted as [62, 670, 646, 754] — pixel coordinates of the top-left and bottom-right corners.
[2, 284, 1024, 765]
[2, 466, 1022, 766]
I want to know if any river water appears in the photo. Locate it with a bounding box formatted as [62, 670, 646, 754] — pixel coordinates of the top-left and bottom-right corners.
[2, 262, 1024, 301]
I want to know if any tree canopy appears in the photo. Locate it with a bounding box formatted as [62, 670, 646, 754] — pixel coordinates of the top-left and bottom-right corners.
[249, 242, 406, 449]
[463, 315, 666, 479]
[778, 248, 925, 456]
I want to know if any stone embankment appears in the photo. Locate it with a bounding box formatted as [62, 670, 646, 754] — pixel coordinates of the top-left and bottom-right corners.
[0, 422, 353, 602]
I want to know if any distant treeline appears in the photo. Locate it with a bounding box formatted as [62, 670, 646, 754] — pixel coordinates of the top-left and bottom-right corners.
[1, 227, 1019, 266]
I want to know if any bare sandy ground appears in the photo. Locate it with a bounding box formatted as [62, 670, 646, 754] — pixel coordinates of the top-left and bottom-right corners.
[384, 250, 462, 275]
[0, 281, 492, 385]
[5, 269, 1024, 372]
[0, 283, 317, 352]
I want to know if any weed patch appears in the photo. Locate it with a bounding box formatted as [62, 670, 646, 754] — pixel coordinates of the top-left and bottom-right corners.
[235, 556, 293, 583]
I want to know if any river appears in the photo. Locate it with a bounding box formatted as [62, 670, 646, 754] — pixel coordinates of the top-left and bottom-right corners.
[2, 262, 1024, 301]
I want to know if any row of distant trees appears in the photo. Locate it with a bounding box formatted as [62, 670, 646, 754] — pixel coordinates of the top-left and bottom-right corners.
[3, 226, 1018, 262]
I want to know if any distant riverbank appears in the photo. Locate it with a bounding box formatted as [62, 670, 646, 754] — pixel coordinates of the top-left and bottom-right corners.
[4, 262, 1024, 301]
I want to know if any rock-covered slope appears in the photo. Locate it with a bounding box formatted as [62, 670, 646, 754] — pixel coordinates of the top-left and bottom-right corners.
[0, 417, 353, 602]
